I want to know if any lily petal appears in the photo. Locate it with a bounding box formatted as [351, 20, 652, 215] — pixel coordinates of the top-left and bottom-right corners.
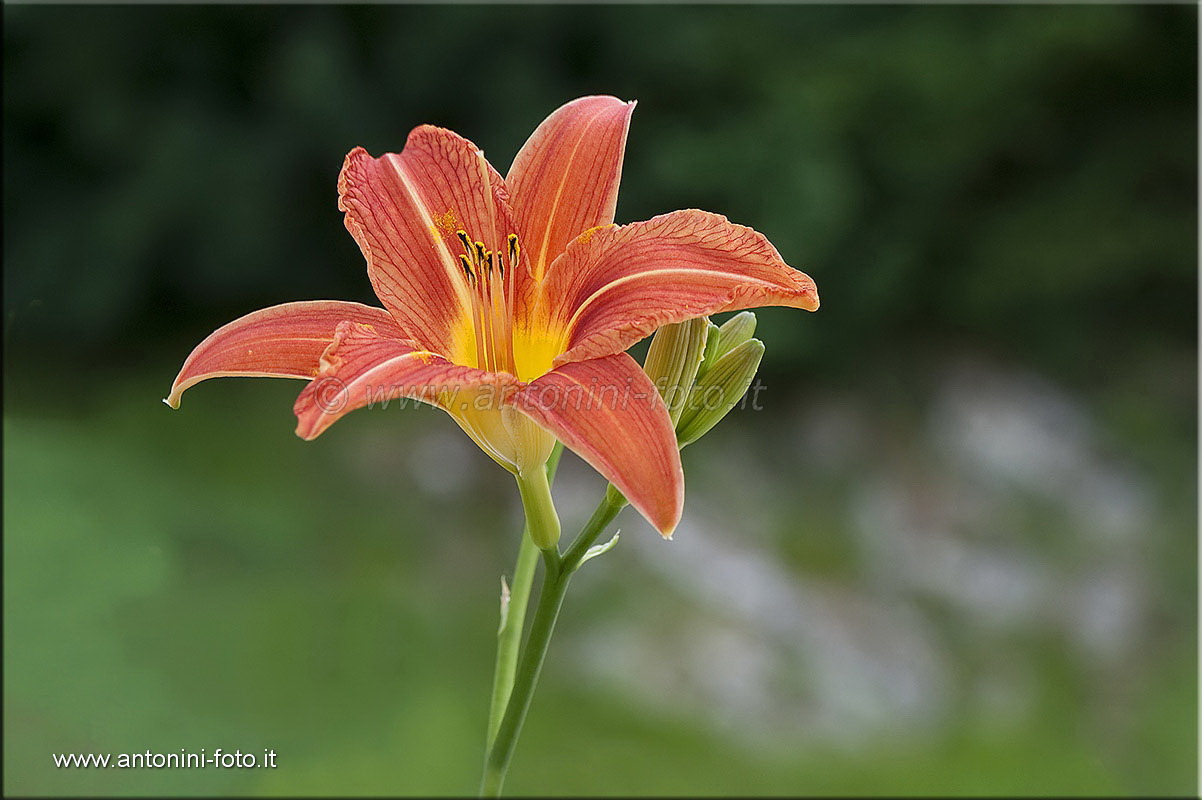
[165, 300, 405, 408]
[339, 126, 512, 362]
[507, 96, 636, 282]
[293, 321, 517, 444]
[538, 210, 819, 366]
[511, 353, 683, 536]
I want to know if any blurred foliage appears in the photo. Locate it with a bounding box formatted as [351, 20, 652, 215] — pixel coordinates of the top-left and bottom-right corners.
[3, 4, 1196, 797]
[3, 5, 1195, 386]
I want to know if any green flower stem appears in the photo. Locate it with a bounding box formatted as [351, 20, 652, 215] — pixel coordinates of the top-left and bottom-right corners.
[485, 444, 564, 748]
[485, 532, 538, 749]
[480, 486, 629, 797]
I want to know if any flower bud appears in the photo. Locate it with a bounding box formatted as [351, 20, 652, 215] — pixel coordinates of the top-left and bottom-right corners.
[697, 312, 758, 380]
[695, 321, 722, 380]
[642, 317, 709, 424]
[714, 311, 757, 360]
[676, 338, 765, 447]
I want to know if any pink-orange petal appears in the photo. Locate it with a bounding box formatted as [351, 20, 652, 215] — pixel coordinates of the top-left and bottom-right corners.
[510, 353, 683, 536]
[538, 210, 819, 366]
[338, 126, 514, 361]
[507, 96, 636, 282]
[293, 321, 516, 441]
[165, 300, 406, 409]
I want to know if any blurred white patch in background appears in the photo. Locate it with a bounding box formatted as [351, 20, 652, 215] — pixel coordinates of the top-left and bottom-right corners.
[561, 356, 1156, 756]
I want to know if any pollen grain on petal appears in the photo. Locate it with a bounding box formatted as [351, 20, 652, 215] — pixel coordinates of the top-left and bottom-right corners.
[575, 224, 614, 246]
[431, 208, 461, 236]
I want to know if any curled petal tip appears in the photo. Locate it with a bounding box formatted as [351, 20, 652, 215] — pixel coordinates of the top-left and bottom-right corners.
[163, 384, 187, 408]
[294, 422, 320, 442]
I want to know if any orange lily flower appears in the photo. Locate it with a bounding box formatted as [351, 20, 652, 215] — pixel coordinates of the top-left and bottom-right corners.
[166, 96, 818, 536]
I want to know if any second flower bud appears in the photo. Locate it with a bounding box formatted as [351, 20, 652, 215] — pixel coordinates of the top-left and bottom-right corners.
[643, 312, 766, 449]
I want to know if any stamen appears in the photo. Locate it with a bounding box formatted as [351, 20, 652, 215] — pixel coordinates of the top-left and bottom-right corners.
[452, 224, 523, 375]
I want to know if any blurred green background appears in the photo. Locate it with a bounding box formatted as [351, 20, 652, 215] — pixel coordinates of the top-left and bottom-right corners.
[4, 4, 1196, 796]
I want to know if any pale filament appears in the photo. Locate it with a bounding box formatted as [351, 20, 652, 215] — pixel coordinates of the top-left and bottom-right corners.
[457, 229, 521, 375]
